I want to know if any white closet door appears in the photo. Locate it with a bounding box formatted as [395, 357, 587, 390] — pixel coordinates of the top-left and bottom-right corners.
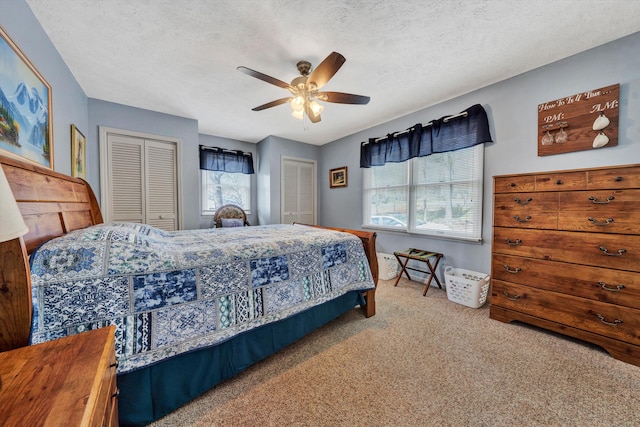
[145, 140, 178, 230]
[281, 157, 316, 225]
[101, 128, 180, 231]
[297, 162, 314, 224]
[282, 160, 299, 224]
[108, 135, 145, 223]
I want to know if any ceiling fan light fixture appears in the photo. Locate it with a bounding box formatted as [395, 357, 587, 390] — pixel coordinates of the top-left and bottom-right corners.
[290, 96, 305, 112]
[309, 100, 324, 115]
[238, 52, 369, 124]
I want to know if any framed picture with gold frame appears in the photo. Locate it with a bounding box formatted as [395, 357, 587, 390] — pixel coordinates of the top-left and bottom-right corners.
[71, 124, 86, 179]
[0, 25, 53, 168]
[329, 166, 347, 188]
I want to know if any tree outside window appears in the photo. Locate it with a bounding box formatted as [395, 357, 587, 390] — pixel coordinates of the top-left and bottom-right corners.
[201, 170, 250, 214]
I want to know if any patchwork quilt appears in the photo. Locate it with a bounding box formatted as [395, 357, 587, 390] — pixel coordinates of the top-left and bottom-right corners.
[29, 223, 375, 373]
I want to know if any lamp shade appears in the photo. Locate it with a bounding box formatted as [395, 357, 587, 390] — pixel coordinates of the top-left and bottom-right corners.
[0, 165, 28, 242]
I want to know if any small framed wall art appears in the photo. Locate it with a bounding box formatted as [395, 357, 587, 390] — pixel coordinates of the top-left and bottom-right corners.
[71, 124, 86, 179]
[329, 166, 348, 188]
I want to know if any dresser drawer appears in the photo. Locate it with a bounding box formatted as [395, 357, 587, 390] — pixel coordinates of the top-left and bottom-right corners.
[88, 328, 118, 427]
[494, 175, 535, 193]
[493, 228, 640, 272]
[557, 189, 640, 234]
[102, 374, 119, 427]
[558, 212, 640, 234]
[494, 209, 558, 229]
[559, 189, 640, 211]
[587, 166, 640, 189]
[535, 171, 586, 191]
[491, 280, 640, 346]
[495, 192, 559, 210]
[493, 192, 559, 229]
[491, 254, 640, 309]
[99, 353, 118, 427]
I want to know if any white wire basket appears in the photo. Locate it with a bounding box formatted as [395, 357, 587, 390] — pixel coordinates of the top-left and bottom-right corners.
[444, 266, 490, 308]
[377, 253, 399, 280]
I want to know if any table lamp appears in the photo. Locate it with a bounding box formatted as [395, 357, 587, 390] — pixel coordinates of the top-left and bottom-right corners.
[0, 164, 31, 351]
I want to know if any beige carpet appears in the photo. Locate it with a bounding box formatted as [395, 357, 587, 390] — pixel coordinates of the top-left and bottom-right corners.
[150, 278, 640, 426]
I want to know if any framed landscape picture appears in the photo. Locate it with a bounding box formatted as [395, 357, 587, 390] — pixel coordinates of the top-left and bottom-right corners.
[71, 124, 86, 178]
[329, 166, 348, 188]
[0, 25, 53, 168]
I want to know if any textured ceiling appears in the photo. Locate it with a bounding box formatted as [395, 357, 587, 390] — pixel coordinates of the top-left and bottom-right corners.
[26, 0, 640, 145]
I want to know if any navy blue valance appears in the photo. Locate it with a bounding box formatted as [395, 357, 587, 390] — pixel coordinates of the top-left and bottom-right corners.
[199, 145, 255, 174]
[360, 104, 492, 168]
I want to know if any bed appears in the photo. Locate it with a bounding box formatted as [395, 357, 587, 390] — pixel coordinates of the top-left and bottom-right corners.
[0, 153, 378, 426]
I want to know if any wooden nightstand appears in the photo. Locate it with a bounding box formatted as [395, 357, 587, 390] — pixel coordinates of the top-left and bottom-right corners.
[0, 326, 119, 426]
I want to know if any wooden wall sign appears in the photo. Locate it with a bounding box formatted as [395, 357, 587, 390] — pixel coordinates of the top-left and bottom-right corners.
[538, 83, 619, 156]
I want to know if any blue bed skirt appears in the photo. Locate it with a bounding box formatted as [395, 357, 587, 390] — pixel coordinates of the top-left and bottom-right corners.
[118, 290, 366, 426]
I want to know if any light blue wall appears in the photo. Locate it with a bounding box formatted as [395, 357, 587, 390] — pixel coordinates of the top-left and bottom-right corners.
[87, 99, 201, 229]
[256, 135, 320, 224]
[1, 0, 88, 176]
[6, 0, 639, 276]
[320, 32, 640, 274]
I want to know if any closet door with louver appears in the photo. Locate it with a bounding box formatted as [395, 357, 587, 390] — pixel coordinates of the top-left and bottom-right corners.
[103, 131, 179, 232]
[108, 135, 145, 224]
[281, 157, 316, 225]
[145, 140, 178, 231]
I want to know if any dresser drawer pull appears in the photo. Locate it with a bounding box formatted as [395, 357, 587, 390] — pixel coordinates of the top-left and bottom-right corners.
[596, 314, 623, 327]
[504, 238, 522, 246]
[502, 291, 520, 301]
[513, 197, 533, 205]
[513, 215, 532, 223]
[598, 281, 625, 292]
[503, 265, 521, 274]
[599, 246, 626, 256]
[112, 388, 120, 399]
[110, 361, 119, 369]
[556, 179, 563, 185]
[588, 217, 614, 226]
[509, 182, 516, 187]
[589, 195, 615, 204]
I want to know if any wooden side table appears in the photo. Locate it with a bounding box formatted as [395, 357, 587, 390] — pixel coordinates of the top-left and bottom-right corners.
[393, 248, 443, 296]
[0, 326, 119, 426]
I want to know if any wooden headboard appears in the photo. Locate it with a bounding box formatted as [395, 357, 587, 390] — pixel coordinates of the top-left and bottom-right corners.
[0, 154, 103, 254]
[0, 153, 103, 351]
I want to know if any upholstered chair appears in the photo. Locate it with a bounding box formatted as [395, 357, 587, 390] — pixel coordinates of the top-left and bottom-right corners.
[212, 204, 250, 228]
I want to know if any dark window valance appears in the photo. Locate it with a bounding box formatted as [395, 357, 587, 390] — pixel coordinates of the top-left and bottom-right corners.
[199, 145, 255, 174]
[360, 104, 492, 168]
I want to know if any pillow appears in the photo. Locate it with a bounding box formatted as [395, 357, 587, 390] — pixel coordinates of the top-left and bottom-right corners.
[221, 218, 245, 228]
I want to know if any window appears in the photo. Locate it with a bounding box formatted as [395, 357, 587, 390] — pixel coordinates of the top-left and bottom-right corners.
[201, 170, 251, 214]
[363, 144, 484, 241]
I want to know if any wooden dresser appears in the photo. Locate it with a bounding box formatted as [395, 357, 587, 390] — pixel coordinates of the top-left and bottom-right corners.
[490, 164, 640, 366]
[0, 326, 119, 426]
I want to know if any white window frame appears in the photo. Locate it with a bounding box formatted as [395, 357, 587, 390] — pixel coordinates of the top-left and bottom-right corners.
[363, 144, 484, 242]
[201, 170, 251, 215]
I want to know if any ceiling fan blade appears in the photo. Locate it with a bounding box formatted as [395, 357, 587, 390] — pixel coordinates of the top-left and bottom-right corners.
[306, 52, 346, 90]
[305, 104, 321, 123]
[237, 66, 291, 89]
[318, 91, 370, 105]
[251, 97, 291, 111]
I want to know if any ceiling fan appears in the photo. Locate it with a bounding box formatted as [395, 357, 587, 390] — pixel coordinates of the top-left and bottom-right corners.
[237, 51, 370, 123]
